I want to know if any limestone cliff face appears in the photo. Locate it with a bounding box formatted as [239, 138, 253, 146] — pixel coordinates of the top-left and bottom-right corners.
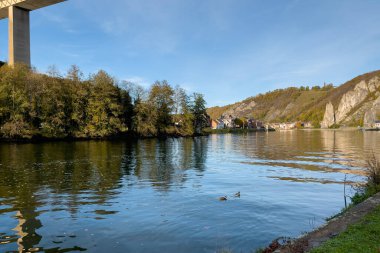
[321, 76, 380, 127]
[364, 95, 380, 127]
[335, 77, 380, 122]
[207, 70, 380, 125]
[222, 100, 257, 118]
[334, 81, 369, 122]
[321, 102, 335, 128]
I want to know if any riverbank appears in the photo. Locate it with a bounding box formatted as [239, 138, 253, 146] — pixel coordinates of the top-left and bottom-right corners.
[310, 203, 380, 253]
[203, 128, 275, 134]
[259, 153, 380, 253]
[0, 131, 210, 143]
[0, 128, 277, 143]
[272, 191, 380, 253]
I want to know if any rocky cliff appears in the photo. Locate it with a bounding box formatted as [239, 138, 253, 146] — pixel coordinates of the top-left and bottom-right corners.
[321, 76, 380, 128]
[207, 70, 380, 128]
[364, 95, 380, 128]
[320, 102, 335, 128]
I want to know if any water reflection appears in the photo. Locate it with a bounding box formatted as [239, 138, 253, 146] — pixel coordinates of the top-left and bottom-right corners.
[224, 130, 380, 181]
[0, 131, 379, 253]
[0, 138, 208, 252]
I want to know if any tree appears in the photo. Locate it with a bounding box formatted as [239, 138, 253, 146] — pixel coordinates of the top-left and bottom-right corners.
[191, 93, 209, 134]
[171, 86, 194, 136]
[65, 65, 89, 137]
[234, 118, 247, 128]
[84, 70, 126, 137]
[0, 64, 206, 139]
[133, 101, 158, 137]
[119, 88, 133, 131]
[38, 74, 70, 137]
[148, 81, 174, 135]
[0, 64, 35, 138]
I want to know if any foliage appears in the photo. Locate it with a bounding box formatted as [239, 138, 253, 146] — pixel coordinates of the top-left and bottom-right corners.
[295, 121, 303, 129]
[148, 81, 174, 135]
[234, 117, 247, 128]
[171, 86, 194, 136]
[84, 70, 126, 137]
[191, 93, 209, 134]
[328, 124, 341, 129]
[351, 154, 380, 205]
[0, 64, 208, 139]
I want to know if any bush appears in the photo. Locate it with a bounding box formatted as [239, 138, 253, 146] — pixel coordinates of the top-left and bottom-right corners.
[351, 154, 380, 205]
[366, 153, 380, 185]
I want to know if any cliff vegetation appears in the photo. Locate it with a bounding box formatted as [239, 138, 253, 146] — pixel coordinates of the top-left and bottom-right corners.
[208, 70, 380, 128]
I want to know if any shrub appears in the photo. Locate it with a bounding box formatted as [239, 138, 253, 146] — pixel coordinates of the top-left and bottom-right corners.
[351, 153, 380, 205]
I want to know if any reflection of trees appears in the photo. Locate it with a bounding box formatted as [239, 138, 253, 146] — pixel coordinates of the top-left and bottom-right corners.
[193, 137, 208, 172]
[0, 137, 210, 250]
[0, 141, 126, 251]
[13, 210, 42, 252]
[129, 137, 208, 190]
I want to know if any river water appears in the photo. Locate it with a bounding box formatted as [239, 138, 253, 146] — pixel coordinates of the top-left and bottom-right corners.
[0, 130, 379, 253]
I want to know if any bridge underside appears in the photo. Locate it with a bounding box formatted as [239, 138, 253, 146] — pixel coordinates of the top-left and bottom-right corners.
[0, 0, 65, 66]
[0, 0, 64, 19]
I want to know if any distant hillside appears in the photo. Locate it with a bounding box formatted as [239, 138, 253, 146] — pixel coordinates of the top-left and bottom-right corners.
[207, 70, 380, 127]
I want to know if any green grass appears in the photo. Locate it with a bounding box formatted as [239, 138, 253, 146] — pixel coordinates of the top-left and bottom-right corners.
[310, 205, 380, 253]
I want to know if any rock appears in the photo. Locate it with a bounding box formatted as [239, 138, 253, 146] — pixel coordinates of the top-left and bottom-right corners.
[364, 95, 380, 127]
[335, 81, 369, 123]
[319, 76, 380, 127]
[321, 102, 335, 128]
[223, 100, 256, 118]
[335, 77, 380, 123]
[364, 109, 376, 128]
[368, 76, 380, 93]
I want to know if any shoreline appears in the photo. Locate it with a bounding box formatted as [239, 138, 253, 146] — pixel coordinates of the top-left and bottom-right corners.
[203, 128, 275, 134]
[1, 127, 377, 144]
[261, 192, 380, 253]
[0, 132, 212, 144]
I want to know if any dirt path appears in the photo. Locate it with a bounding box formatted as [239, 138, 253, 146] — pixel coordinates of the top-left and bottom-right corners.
[276, 192, 380, 253]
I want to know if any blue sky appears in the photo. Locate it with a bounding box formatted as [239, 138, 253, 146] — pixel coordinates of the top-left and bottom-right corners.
[1, 0, 380, 106]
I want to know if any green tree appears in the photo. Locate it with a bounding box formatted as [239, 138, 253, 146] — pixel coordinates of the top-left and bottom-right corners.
[132, 101, 158, 137]
[191, 93, 209, 134]
[84, 70, 126, 137]
[65, 65, 89, 137]
[39, 74, 72, 138]
[0, 64, 35, 138]
[148, 81, 174, 135]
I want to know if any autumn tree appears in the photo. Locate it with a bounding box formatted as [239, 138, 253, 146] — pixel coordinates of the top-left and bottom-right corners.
[84, 70, 126, 137]
[148, 81, 174, 135]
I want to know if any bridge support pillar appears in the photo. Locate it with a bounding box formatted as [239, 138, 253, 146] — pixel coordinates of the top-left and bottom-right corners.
[8, 6, 30, 66]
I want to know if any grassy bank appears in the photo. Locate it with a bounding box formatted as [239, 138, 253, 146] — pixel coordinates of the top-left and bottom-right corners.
[309, 154, 380, 252]
[310, 205, 380, 253]
[256, 154, 380, 253]
[299, 154, 380, 252]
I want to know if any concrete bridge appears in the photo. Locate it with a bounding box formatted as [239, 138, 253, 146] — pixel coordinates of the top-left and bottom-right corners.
[0, 0, 65, 66]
